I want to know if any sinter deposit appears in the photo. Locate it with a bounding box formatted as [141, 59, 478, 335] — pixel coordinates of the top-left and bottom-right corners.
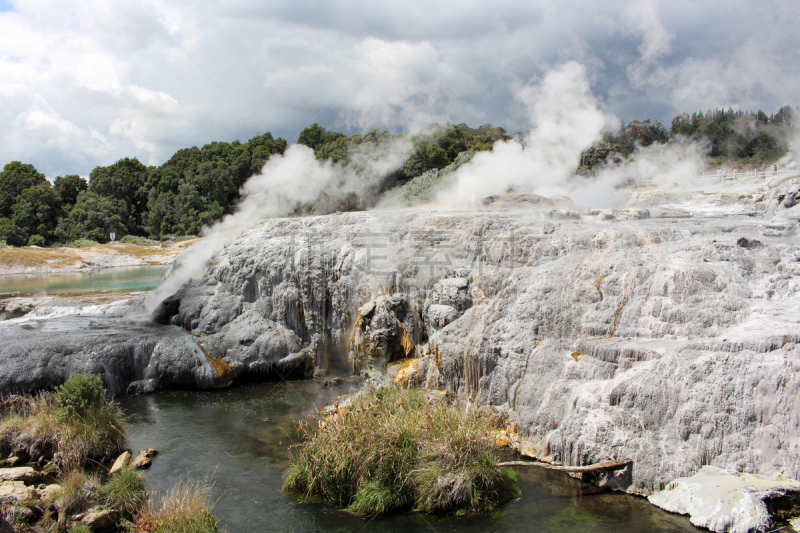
[1, 174, 800, 529]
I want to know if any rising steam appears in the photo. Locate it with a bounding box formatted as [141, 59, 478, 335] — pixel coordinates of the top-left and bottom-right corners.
[143, 136, 414, 312]
[144, 60, 720, 313]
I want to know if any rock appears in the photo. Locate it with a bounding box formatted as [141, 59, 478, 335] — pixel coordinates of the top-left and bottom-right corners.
[108, 451, 131, 475]
[75, 507, 120, 532]
[5, 456, 21, 467]
[130, 449, 158, 470]
[648, 466, 800, 533]
[1, 178, 800, 499]
[40, 483, 60, 500]
[0, 481, 39, 501]
[360, 301, 376, 317]
[0, 466, 43, 484]
[0, 316, 224, 395]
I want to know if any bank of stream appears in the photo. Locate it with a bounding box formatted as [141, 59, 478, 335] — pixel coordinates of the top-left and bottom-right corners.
[119, 381, 702, 533]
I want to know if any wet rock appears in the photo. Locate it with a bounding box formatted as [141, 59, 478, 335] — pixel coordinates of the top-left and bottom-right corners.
[0, 317, 221, 395]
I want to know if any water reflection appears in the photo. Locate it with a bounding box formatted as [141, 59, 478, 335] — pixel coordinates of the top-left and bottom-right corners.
[119, 382, 701, 533]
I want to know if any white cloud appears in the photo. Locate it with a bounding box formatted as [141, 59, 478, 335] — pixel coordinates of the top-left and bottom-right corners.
[0, 0, 797, 179]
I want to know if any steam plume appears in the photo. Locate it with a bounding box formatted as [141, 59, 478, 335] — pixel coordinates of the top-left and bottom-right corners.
[143, 137, 414, 312]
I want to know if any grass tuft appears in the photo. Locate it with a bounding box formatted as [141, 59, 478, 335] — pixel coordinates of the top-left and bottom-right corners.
[125, 478, 223, 533]
[283, 385, 519, 516]
[98, 467, 148, 517]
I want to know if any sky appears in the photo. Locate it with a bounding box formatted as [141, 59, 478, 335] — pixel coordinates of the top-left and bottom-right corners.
[0, 0, 798, 179]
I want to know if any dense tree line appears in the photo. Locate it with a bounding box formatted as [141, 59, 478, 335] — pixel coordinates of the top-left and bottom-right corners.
[0, 106, 794, 247]
[0, 133, 287, 246]
[578, 105, 798, 174]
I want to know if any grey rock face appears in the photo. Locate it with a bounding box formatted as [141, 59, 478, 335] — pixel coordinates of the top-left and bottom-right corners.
[0, 316, 221, 395]
[1, 177, 799, 498]
[152, 178, 800, 494]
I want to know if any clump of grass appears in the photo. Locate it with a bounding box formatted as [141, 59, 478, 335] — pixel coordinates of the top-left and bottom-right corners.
[125, 478, 223, 533]
[68, 524, 93, 533]
[283, 385, 519, 516]
[0, 375, 126, 471]
[49, 469, 100, 516]
[98, 468, 148, 517]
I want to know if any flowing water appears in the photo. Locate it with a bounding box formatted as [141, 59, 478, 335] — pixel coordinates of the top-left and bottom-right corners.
[119, 382, 702, 533]
[0, 266, 168, 298]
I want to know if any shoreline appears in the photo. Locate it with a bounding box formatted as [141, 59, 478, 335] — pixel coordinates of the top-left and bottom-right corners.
[0, 238, 202, 277]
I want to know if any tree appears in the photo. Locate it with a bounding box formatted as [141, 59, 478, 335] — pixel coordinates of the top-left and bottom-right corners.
[55, 191, 130, 244]
[53, 175, 88, 209]
[11, 184, 60, 243]
[88, 158, 149, 230]
[0, 162, 47, 218]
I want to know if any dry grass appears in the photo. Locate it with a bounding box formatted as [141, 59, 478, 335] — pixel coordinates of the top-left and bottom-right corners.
[49, 469, 101, 516]
[0, 247, 78, 268]
[284, 385, 519, 516]
[0, 392, 126, 472]
[125, 478, 223, 533]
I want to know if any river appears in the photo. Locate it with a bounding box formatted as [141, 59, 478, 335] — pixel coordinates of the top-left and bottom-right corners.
[118, 382, 701, 533]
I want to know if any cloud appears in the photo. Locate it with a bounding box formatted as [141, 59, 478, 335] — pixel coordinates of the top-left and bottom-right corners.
[0, 0, 797, 179]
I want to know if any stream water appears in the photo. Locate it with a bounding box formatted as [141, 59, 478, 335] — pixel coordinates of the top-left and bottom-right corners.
[119, 382, 702, 533]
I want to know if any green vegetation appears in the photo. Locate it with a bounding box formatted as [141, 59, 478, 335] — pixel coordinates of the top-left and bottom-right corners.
[125, 478, 223, 533]
[0, 376, 125, 472]
[284, 385, 519, 516]
[0, 374, 224, 532]
[119, 235, 161, 246]
[54, 373, 105, 416]
[66, 238, 99, 248]
[98, 468, 148, 517]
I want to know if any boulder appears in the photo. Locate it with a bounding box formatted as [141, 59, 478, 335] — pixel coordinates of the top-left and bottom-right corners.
[0, 466, 43, 484]
[108, 451, 130, 475]
[648, 466, 800, 533]
[0, 481, 39, 501]
[130, 449, 159, 470]
[74, 507, 120, 532]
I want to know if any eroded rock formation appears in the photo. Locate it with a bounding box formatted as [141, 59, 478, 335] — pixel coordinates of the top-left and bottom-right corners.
[2, 176, 800, 499]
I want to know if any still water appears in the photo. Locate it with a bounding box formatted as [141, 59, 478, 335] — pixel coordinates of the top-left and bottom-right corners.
[0, 266, 168, 297]
[119, 381, 702, 533]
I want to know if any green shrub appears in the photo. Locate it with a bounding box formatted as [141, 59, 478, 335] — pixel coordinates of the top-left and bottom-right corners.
[119, 235, 160, 246]
[174, 235, 198, 243]
[55, 374, 105, 416]
[27, 234, 45, 247]
[283, 385, 519, 516]
[125, 478, 223, 533]
[68, 525, 93, 533]
[98, 468, 147, 517]
[68, 238, 99, 248]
